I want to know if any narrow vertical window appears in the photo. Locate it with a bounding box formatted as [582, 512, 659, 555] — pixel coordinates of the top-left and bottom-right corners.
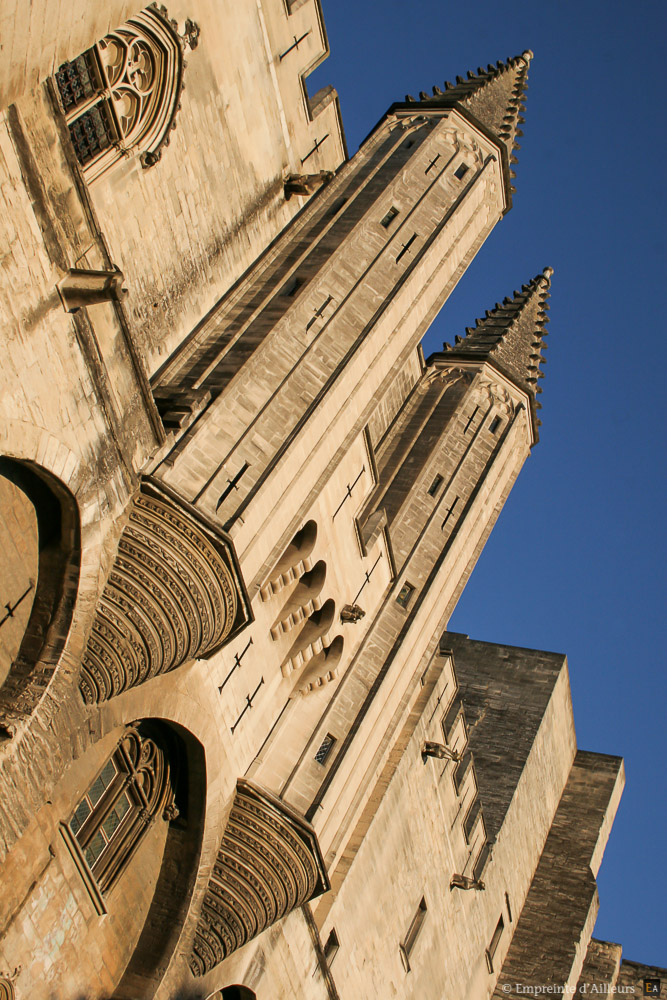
[427, 474, 444, 497]
[454, 163, 469, 180]
[315, 733, 336, 765]
[399, 896, 427, 972]
[323, 928, 340, 967]
[489, 416, 502, 434]
[485, 915, 505, 972]
[505, 891, 513, 923]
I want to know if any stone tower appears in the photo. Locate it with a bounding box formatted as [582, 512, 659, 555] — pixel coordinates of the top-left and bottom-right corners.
[0, 3, 663, 998]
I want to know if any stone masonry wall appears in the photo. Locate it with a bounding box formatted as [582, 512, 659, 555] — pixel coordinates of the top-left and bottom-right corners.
[492, 751, 625, 998]
[0, 476, 38, 688]
[616, 960, 667, 998]
[575, 938, 623, 995]
[87, 0, 345, 376]
[443, 633, 567, 840]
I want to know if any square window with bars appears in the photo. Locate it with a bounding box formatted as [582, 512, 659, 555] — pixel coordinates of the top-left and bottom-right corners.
[56, 50, 102, 111]
[427, 474, 444, 497]
[396, 582, 415, 609]
[314, 733, 336, 765]
[69, 754, 133, 873]
[380, 206, 400, 228]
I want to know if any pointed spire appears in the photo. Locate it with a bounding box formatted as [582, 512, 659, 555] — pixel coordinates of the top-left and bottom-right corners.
[415, 51, 532, 160]
[439, 266, 553, 401]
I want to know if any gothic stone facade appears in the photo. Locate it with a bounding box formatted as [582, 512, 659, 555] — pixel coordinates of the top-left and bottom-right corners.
[0, 2, 664, 999]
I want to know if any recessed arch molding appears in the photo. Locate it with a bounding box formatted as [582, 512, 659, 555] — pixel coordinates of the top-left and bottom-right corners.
[189, 779, 329, 977]
[80, 481, 249, 703]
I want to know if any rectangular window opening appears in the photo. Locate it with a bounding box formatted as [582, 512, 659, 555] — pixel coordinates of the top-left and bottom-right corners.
[380, 206, 400, 228]
[314, 733, 336, 765]
[485, 915, 505, 973]
[489, 416, 502, 434]
[454, 162, 470, 180]
[505, 891, 513, 923]
[396, 582, 416, 609]
[323, 928, 340, 967]
[400, 896, 427, 972]
[427, 474, 444, 497]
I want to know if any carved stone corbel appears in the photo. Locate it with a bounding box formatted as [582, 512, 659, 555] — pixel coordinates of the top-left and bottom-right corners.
[450, 873, 485, 891]
[79, 483, 245, 703]
[57, 267, 126, 312]
[284, 171, 334, 198]
[421, 741, 462, 763]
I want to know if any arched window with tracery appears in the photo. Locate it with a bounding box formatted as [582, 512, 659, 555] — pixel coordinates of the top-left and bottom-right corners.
[54, 6, 199, 180]
[67, 724, 177, 894]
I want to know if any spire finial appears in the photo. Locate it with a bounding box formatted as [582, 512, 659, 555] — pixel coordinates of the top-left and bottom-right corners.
[406, 52, 533, 178]
[435, 269, 553, 437]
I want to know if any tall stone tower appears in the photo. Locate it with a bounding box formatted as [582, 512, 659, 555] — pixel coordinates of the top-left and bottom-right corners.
[0, 4, 662, 998]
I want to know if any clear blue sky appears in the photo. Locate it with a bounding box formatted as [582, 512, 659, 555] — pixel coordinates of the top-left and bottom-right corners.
[311, 0, 666, 967]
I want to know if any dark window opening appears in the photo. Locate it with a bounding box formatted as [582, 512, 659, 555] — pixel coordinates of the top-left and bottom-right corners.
[489, 416, 502, 434]
[505, 892, 513, 922]
[56, 50, 102, 111]
[485, 915, 505, 973]
[380, 206, 400, 228]
[315, 733, 336, 765]
[454, 163, 469, 180]
[396, 582, 415, 609]
[323, 928, 340, 967]
[400, 896, 427, 972]
[216, 461, 250, 511]
[68, 103, 117, 165]
[427, 474, 444, 497]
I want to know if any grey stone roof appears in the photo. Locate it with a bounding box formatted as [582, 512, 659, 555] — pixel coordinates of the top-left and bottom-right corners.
[405, 51, 532, 167]
[434, 267, 553, 422]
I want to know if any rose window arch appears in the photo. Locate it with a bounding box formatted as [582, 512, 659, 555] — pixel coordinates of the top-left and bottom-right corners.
[55, 6, 199, 180]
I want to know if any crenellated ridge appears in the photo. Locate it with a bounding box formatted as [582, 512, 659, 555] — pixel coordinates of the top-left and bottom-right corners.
[434, 266, 553, 430]
[405, 51, 532, 173]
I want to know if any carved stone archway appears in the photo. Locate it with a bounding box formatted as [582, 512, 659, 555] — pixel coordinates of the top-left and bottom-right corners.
[0, 457, 80, 736]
